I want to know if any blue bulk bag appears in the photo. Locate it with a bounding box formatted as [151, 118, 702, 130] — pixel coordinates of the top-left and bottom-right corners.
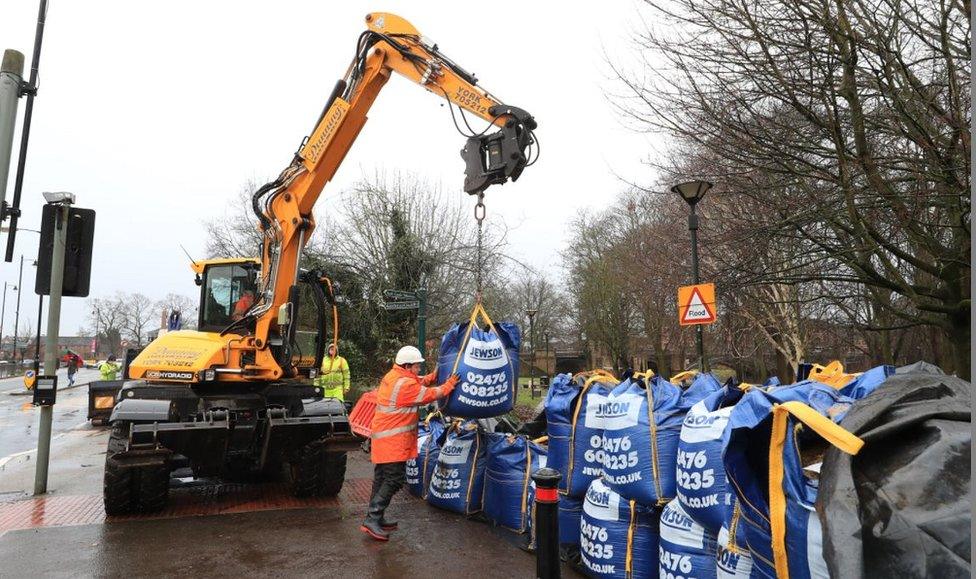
[580, 478, 659, 579]
[675, 384, 746, 535]
[437, 303, 520, 418]
[483, 433, 548, 533]
[716, 522, 754, 578]
[427, 420, 488, 515]
[599, 374, 685, 506]
[837, 364, 894, 400]
[406, 415, 445, 498]
[558, 494, 584, 547]
[679, 372, 724, 408]
[545, 372, 617, 497]
[724, 383, 864, 579]
[658, 499, 718, 579]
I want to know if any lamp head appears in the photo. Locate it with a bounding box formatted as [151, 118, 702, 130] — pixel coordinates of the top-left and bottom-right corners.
[671, 181, 713, 206]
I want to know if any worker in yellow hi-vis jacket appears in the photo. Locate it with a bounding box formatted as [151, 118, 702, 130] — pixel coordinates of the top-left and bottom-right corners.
[317, 344, 350, 402]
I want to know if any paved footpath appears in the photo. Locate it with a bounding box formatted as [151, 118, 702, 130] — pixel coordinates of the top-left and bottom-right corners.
[0, 422, 573, 578]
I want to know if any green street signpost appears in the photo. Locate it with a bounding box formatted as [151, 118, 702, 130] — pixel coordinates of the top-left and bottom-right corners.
[381, 288, 428, 372]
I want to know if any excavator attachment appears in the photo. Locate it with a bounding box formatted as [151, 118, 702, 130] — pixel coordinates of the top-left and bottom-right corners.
[461, 105, 537, 195]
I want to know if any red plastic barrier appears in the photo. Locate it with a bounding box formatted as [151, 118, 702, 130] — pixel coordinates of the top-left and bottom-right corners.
[349, 391, 377, 438]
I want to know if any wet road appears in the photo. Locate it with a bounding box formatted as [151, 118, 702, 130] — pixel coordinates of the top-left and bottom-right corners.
[0, 368, 100, 461]
[0, 438, 576, 578]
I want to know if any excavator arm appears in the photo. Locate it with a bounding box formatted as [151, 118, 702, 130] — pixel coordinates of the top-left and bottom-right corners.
[230, 12, 537, 381]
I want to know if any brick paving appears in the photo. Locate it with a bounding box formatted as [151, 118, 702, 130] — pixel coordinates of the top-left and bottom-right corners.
[0, 477, 375, 537]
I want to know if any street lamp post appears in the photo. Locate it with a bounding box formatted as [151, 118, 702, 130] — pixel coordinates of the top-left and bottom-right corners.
[525, 308, 537, 391]
[543, 330, 551, 377]
[92, 307, 99, 359]
[12, 255, 24, 363]
[0, 282, 8, 357]
[671, 180, 713, 373]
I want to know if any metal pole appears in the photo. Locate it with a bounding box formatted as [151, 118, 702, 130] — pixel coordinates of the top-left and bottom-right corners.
[545, 334, 550, 377]
[530, 315, 536, 388]
[12, 254, 23, 362]
[0, 282, 7, 357]
[34, 201, 67, 495]
[688, 206, 707, 372]
[417, 287, 426, 374]
[5, 0, 49, 262]
[531, 467, 562, 579]
[0, 50, 24, 217]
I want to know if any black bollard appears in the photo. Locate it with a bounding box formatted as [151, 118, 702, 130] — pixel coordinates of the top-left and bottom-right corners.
[531, 467, 562, 579]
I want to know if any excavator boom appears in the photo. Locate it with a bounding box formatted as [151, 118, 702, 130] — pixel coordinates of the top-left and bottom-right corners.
[129, 12, 537, 385]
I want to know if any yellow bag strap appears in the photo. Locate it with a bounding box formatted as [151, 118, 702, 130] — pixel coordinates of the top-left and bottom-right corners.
[520, 444, 532, 531]
[625, 499, 637, 576]
[768, 401, 864, 579]
[449, 305, 483, 375]
[531, 435, 549, 445]
[424, 410, 442, 427]
[807, 360, 860, 389]
[632, 370, 654, 379]
[669, 369, 698, 384]
[642, 378, 665, 504]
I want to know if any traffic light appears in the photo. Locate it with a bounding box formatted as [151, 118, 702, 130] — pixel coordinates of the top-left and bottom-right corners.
[35, 204, 96, 297]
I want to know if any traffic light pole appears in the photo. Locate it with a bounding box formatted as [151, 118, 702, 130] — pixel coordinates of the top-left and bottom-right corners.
[34, 200, 67, 495]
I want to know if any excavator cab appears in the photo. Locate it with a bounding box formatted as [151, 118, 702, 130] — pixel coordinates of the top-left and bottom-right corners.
[193, 259, 261, 332]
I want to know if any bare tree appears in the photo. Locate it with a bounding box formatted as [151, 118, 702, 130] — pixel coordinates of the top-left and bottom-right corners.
[611, 0, 971, 377]
[204, 180, 265, 259]
[121, 293, 157, 348]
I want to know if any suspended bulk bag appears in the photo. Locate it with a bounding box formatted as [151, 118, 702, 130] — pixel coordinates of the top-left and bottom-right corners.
[437, 303, 520, 418]
[599, 375, 685, 506]
[676, 384, 746, 535]
[427, 420, 488, 515]
[716, 523, 754, 579]
[658, 498, 718, 579]
[483, 433, 548, 533]
[580, 478, 659, 579]
[406, 415, 445, 498]
[545, 372, 616, 497]
[724, 383, 864, 579]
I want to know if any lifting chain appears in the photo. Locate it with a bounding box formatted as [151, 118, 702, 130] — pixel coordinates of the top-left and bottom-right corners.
[474, 192, 486, 302]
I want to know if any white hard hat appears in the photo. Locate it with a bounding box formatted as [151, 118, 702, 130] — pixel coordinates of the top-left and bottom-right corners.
[395, 345, 425, 365]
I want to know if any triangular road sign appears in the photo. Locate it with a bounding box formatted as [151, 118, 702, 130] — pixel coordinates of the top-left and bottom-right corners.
[678, 283, 717, 326]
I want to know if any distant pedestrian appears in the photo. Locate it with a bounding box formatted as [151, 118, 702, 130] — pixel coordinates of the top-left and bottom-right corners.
[100, 354, 120, 381]
[362, 345, 459, 541]
[66, 352, 80, 386]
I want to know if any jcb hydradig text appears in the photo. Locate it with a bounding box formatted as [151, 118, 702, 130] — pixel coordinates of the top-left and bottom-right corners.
[103, 12, 537, 515]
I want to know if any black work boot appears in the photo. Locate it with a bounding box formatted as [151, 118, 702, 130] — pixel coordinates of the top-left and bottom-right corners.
[360, 518, 389, 541]
[379, 515, 398, 531]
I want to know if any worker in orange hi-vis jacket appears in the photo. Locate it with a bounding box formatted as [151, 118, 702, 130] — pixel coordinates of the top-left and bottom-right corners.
[362, 345, 459, 541]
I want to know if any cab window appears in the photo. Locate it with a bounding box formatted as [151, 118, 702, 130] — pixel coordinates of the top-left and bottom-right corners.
[200, 264, 258, 331]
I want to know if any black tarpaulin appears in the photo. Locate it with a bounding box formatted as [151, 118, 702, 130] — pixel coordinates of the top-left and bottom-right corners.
[817, 365, 971, 578]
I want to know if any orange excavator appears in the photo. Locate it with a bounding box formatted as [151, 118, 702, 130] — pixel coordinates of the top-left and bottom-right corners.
[103, 12, 537, 514]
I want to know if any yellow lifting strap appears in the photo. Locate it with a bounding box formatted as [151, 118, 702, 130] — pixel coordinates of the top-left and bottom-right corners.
[768, 401, 864, 579]
[807, 360, 860, 389]
[449, 301, 505, 376]
[573, 368, 617, 381]
[669, 369, 699, 385]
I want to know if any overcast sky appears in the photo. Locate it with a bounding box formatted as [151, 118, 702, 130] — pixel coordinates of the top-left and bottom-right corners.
[0, 1, 662, 338]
